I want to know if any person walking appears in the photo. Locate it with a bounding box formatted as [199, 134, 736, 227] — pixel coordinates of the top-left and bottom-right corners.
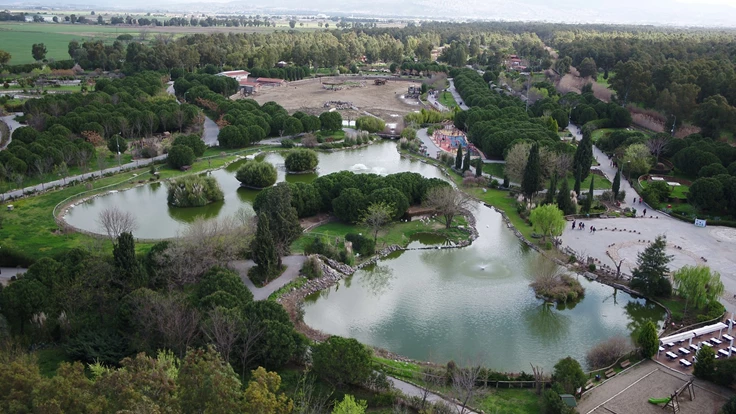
[633, 197, 637, 204]
[639, 197, 642, 204]
[643, 208, 647, 217]
[572, 220, 576, 229]
[593, 226, 597, 234]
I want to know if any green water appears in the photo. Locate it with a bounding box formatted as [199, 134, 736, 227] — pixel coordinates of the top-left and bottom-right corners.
[64, 143, 445, 239]
[303, 203, 666, 372]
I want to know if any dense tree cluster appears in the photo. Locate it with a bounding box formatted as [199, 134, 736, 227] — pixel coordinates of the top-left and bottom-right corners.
[236, 160, 278, 189]
[1, 72, 200, 181]
[254, 171, 447, 224]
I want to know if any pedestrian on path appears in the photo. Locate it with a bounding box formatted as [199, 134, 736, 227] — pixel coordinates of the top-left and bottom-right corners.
[572, 220, 576, 229]
[633, 197, 637, 204]
[639, 197, 642, 204]
[593, 226, 596, 234]
[589, 225, 593, 233]
[643, 209, 647, 217]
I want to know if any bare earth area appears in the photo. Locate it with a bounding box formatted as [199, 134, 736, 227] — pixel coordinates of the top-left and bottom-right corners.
[249, 78, 422, 122]
[578, 360, 733, 414]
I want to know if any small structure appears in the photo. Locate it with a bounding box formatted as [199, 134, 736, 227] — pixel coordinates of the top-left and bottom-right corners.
[255, 77, 287, 87]
[239, 80, 261, 96]
[406, 85, 421, 98]
[559, 394, 577, 409]
[216, 70, 250, 82]
[374, 79, 387, 85]
[276, 61, 288, 68]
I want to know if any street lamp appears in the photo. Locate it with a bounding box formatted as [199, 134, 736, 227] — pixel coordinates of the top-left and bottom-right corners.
[116, 135, 121, 168]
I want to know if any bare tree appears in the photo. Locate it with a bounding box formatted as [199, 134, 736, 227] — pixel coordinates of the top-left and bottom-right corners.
[128, 291, 201, 358]
[174, 109, 186, 132]
[97, 206, 139, 240]
[646, 135, 669, 164]
[293, 371, 332, 414]
[504, 141, 559, 183]
[424, 186, 475, 229]
[202, 307, 242, 363]
[76, 149, 91, 173]
[361, 202, 393, 242]
[585, 336, 632, 369]
[555, 153, 573, 178]
[34, 158, 48, 191]
[156, 215, 255, 287]
[236, 317, 266, 378]
[449, 360, 483, 414]
[11, 173, 24, 194]
[607, 252, 625, 279]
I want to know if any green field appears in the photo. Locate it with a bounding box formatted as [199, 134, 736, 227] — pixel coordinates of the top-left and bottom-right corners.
[482, 163, 505, 178]
[0, 23, 137, 64]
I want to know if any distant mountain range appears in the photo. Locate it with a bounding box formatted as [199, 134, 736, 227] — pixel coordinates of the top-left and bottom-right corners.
[7, 0, 736, 27]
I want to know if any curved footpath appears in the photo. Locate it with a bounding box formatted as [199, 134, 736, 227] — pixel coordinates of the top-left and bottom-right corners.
[0, 113, 22, 149]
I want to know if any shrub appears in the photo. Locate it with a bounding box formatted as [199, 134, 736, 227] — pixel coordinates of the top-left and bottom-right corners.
[167, 175, 224, 207]
[235, 161, 277, 189]
[301, 134, 318, 148]
[300, 256, 323, 279]
[172, 134, 207, 157]
[355, 116, 385, 133]
[285, 149, 319, 173]
[305, 237, 339, 260]
[280, 139, 295, 148]
[586, 336, 631, 369]
[167, 145, 195, 169]
[345, 233, 376, 256]
[588, 263, 596, 271]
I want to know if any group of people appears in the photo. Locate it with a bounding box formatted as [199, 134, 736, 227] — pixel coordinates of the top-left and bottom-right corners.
[571, 220, 597, 234]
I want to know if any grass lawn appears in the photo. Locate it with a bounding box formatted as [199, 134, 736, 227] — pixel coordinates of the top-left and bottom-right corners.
[471, 388, 541, 414]
[291, 215, 469, 254]
[591, 128, 617, 143]
[639, 180, 689, 199]
[482, 163, 505, 178]
[438, 91, 457, 108]
[316, 130, 346, 141]
[561, 173, 611, 191]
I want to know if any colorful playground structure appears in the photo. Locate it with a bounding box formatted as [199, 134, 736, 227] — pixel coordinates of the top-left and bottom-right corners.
[431, 123, 482, 158]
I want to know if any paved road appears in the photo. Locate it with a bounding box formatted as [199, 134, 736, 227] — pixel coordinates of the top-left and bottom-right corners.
[417, 128, 442, 159]
[427, 93, 449, 112]
[447, 79, 470, 111]
[230, 255, 307, 301]
[0, 113, 22, 149]
[166, 81, 219, 147]
[0, 267, 26, 285]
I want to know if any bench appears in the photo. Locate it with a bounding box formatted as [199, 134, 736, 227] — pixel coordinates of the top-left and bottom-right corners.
[585, 380, 594, 391]
[620, 360, 631, 369]
[605, 369, 616, 379]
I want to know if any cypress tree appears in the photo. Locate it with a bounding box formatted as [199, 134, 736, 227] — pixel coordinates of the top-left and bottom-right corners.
[543, 173, 557, 205]
[574, 166, 582, 197]
[254, 182, 301, 257]
[462, 150, 471, 172]
[612, 169, 621, 200]
[556, 178, 575, 215]
[572, 133, 593, 180]
[475, 158, 483, 177]
[455, 146, 463, 170]
[114, 232, 146, 288]
[503, 175, 509, 188]
[251, 213, 280, 283]
[521, 143, 540, 201]
[583, 175, 595, 213]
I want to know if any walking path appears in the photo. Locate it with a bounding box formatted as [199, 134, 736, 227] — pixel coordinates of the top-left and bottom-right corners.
[0, 267, 26, 285]
[0, 113, 22, 149]
[388, 376, 478, 413]
[560, 124, 736, 313]
[426, 93, 449, 112]
[230, 255, 307, 301]
[447, 79, 469, 110]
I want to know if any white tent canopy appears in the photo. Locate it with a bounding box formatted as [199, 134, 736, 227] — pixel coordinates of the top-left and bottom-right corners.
[660, 322, 728, 345]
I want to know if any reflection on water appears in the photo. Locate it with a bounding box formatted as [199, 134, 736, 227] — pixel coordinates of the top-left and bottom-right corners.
[64, 143, 446, 239]
[303, 204, 667, 372]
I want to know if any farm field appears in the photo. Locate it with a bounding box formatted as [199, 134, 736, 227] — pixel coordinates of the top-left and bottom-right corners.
[0, 22, 312, 65]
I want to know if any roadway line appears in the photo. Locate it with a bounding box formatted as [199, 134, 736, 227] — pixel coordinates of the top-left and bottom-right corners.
[585, 368, 659, 414]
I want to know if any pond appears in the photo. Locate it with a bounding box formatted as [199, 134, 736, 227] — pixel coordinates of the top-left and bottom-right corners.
[63, 140, 666, 372]
[302, 202, 666, 372]
[63, 143, 446, 239]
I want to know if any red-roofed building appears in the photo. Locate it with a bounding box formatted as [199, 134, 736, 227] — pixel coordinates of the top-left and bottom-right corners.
[255, 77, 287, 87]
[217, 70, 250, 81]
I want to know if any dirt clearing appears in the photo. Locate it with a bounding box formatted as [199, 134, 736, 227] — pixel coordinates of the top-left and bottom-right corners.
[248, 78, 423, 123]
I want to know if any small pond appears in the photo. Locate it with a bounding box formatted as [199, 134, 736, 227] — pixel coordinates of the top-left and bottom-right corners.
[63, 143, 445, 239]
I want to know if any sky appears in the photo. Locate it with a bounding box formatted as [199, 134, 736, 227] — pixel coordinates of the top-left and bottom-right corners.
[13, 0, 736, 27]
